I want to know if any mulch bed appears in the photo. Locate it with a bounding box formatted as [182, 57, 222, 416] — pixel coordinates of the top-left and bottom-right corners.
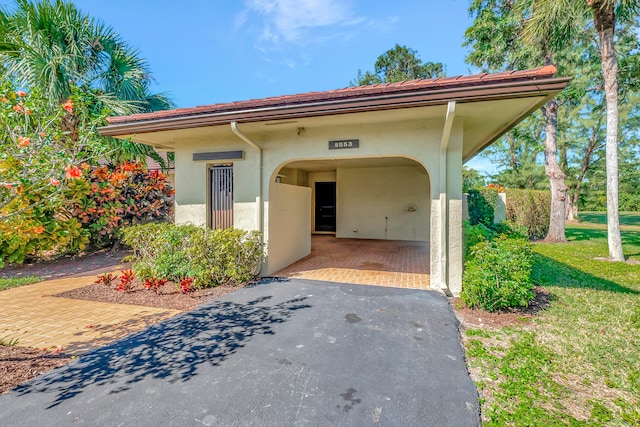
[54, 280, 247, 311]
[451, 286, 552, 329]
[0, 346, 73, 393]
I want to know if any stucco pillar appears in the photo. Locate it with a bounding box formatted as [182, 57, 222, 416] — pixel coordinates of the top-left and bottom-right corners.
[446, 125, 463, 296]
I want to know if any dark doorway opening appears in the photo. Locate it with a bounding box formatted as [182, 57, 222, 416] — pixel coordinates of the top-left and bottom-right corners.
[315, 182, 336, 232]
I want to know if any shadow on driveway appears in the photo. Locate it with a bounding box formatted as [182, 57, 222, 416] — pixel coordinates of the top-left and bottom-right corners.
[1, 278, 479, 426]
[15, 287, 310, 409]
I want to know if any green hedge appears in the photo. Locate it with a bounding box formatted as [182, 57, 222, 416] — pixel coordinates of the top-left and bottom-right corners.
[121, 223, 264, 288]
[462, 222, 534, 312]
[504, 188, 550, 240]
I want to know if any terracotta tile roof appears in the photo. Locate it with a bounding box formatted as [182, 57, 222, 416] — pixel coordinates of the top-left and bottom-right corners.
[107, 65, 558, 126]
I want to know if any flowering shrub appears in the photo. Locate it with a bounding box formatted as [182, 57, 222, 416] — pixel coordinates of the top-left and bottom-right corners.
[94, 273, 117, 286]
[179, 277, 194, 294]
[0, 81, 108, 267]
[143, 277, 167, 294]
[70, 162, 174, 247]
[116, 269, 135, 292]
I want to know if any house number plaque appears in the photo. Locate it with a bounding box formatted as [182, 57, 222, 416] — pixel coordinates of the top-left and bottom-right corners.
[329, 139, 359, 150]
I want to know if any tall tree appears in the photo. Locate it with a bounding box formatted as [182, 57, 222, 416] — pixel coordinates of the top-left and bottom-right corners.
[465, 0, 581, 242]
[0, 0, 173, 166]
[525, 0, 639, 260]
[352, 44, 445, 86]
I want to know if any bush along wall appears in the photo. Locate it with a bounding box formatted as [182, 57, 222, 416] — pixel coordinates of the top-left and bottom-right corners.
[461, 221, 534, 312]
[504, 188, 550, 240]
[121, 223, 264, 289]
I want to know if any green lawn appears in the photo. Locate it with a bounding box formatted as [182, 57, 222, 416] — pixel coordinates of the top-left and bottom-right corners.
[0, 276, 41, 291]
[463, 213, 640, 426]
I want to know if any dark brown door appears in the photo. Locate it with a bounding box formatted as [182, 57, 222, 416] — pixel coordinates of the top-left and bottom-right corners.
[315, 182, 336, 232]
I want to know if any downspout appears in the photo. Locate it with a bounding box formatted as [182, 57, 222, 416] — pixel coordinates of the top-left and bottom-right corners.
[439, 101, 456, 292]
[230, 121, 263, 236]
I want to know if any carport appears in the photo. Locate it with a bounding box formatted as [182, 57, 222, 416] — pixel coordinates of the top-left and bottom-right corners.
[276, 235, 430, 289]
[100, 65, 569, 296]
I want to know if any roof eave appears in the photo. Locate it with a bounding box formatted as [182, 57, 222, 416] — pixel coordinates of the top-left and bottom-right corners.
[99, 77, 571, 138]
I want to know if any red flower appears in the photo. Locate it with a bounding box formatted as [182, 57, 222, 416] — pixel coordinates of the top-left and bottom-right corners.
[50, 178, 60, 186]
[25, 109, 32, 115]
[65, 165, 82, 179]
[3, 183, 13, 189]
[62, 99, 74, 113]
[16, 90, 26, 97]
[33, 225, 45, 234]
[18, 137, 30, 147]
[13, 104, 23, 112]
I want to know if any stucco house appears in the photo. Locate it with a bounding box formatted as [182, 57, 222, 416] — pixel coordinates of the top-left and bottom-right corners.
[100, 65, 568, 296]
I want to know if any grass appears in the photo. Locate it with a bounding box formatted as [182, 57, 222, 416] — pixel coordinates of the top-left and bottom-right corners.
[463, 212, 640, 426]
[0, 276, 41, 291]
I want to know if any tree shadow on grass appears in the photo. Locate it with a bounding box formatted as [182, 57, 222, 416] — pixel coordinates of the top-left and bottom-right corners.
[532, 253, 640, 294]
[566, 227, 640, 247]
[12, 290, 311, 408]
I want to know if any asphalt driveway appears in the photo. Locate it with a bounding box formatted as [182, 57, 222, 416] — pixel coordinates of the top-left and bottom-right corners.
[0, 278, 480, 426]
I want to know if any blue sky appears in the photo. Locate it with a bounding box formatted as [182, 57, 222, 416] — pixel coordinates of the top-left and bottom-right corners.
[64, 0, 476, 107]
[1, 0, 496, 172]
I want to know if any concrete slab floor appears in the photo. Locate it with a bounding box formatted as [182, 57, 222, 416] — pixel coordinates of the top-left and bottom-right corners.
[275, 235, 430, 289]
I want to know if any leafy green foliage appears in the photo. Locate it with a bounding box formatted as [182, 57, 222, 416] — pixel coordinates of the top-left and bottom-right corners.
[462, 235, 534, 312]
[121, 223, 264, 288]
[505, 188, 551, 240]
[467, 189, 495, 227]
[466, 216, 640, 424]
[462, 166, 486, 192]
[0, 275, 40, 291]
[352, 44, 444, 86]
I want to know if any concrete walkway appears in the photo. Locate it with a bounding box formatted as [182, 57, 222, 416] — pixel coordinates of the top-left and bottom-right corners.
[276, 235, 431, 289]
[0, 278, 479, 426]
[0, 271, 180, 354]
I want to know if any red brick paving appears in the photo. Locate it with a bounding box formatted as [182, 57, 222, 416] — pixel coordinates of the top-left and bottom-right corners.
[275, 235, 430, 289]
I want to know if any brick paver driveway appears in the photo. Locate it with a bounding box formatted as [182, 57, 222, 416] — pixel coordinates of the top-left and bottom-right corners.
[0, 272, 180, 354]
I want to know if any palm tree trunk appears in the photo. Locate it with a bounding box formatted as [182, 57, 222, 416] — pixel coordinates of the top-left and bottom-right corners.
[591, 0, 624, 261]
[542, 98, 568, 242]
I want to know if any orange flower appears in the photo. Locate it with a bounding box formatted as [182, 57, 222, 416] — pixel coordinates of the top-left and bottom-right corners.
[39, 132, 46, 138]
[18, 137, 30, 147]
[62, 99, 74, 113]
[25, 109, 32, 115]
[33, 225, 45, 234]
[1, 97, 7, 103]
[80, 162, 90, 171]
[65, 165, 82, 179]
[13, 104, 23, 112]
[50, 178, 60, 186]
[16, 90, 27, 97]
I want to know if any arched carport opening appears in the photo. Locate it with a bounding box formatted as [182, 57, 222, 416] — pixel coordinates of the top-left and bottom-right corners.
[266, 156, 431, 289]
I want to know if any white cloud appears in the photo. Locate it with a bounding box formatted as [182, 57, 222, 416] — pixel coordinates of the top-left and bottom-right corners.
[242, 0, 358, 43]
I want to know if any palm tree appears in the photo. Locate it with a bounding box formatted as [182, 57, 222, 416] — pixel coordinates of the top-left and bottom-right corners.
[524, 0, 639, 261]
[0, 0, 173, 165]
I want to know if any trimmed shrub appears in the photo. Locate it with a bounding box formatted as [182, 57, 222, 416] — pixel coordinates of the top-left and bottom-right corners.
[461, 234, 534, 312]
[505, 188, 550, 240]
[467, 189, 496, 227]
[121, 223, 264, 288]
